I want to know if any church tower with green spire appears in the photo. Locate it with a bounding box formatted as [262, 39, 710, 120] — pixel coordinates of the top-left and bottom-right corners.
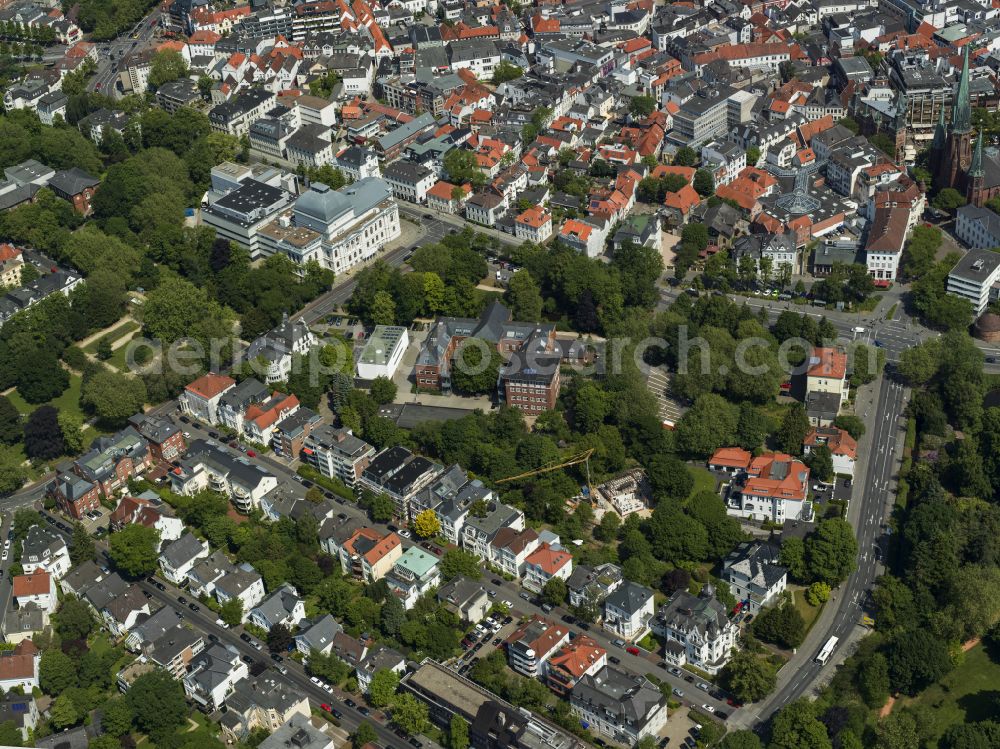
[969, 130, 987, 206]
[939, 45, 974, 191]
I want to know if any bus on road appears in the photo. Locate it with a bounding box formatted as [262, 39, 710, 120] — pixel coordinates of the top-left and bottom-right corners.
[815, 636, 839, 665]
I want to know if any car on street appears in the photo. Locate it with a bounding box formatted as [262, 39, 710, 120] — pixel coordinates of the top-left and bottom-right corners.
[672, 688, 684, 697]
[358, 707, 370, 716]
[178, 596, 187, 605]
[344, 699, 356, 708]
[142, 591, 153, 599]
[155, 582, 166, 591]
[271, 653, 283, 662]
[189, 603, 199, 611]
[321, 703, 333, 713]
[696, 682, 710, 692]
[409, 739, 422, 748]
[491, 578, 502, 585]
[612, 639, 626, 648]
[626, 646, 640, 655]
[310, 677, 321, 686]
[208, 634, 218, 642]
[241, 633, 253, 643]
[608, 656, 621, 665]
[702, 705, 716, 714]
[398, 529, 412, 538]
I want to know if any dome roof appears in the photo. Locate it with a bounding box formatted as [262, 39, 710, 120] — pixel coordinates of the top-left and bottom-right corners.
[976, 312, 1000, 333]
[294, 183, 351, 224]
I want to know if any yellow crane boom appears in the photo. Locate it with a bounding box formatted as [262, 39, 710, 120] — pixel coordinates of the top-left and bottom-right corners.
[495, 448, 594, 486]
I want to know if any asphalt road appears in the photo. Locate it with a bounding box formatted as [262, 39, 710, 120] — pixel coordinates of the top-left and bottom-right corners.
[88, 9, 162, 94]
[739, 374, 907, 728]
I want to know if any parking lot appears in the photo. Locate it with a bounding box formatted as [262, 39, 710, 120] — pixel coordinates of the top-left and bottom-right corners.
[453, 610, 516, 677]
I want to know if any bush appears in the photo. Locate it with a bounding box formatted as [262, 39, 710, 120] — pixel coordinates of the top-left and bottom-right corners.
[62, 346, 89, 371]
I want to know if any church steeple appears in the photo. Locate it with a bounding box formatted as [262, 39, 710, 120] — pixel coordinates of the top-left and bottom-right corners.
[952, 44, 972, 134]
[970, 130, 985, 177]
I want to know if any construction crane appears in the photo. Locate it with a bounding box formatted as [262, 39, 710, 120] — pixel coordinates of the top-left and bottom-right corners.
[495, 448, 594, 491]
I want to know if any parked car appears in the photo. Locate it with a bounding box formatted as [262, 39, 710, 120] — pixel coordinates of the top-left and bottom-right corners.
[672, 688, 684, 697]
[702, 704, 716, 714]
[696, 682, 711, 692]
[241, 633, 253, 643]
[178, 596, 187, 605]
[609, 656, 621, 665]
[626, 646, 640, 655]
[344, 699, 356, 709]
[612, 639, 626, 648]
[491, 578, 502, 586]
[188, 603, 199, 612]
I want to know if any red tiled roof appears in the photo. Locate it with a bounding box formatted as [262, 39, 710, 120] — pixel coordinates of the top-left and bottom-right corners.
[709, 447, 752, 469]
[525, 542, 572, 575]
[807, 347, 848, 380]
[185, 373, 235, 400]
[13, 571, 51, 598]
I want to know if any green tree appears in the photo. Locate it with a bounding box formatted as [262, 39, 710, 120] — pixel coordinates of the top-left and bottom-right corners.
[352, 723, 378, 749]
[491, 61, 523, 84]
[777, 403, 810, 455]
[380, 594, 406, 637]
[769, 700, 832, 749]
[440, 548, 482, 580]
[392, 693, 430, 736]
[95, 335, 113, 360]
[751, 600, 805, 648]
[676, 394, 739, 457]
[805, 581, 830, 606]
[541, 577, 568, 606]
[369, 376, 397, 405]
[82, 369, 148, 428]
[219, 597, 243, 627]
[719, 731, 762, 749]
[108, 524, 161, 578]
[443, 148, 484, 187]
[17, 351, 69, 404]
[58, 411, 85, 455]
[806, 445, 834, 483]
[370, 290, 397, 326]
[693, 169, 715, 196]
[23, 405, 66, 460]
[833, 414, 865, 440]
[69, 522, 95, 565]
[629, 95, 657, 118]
[450, 338, 503, 395]
[40, 648, 78, 695]
[805, 518, 857, 586]
[127, 670, 188, 742]
[932, 187, 967, 213]
[720, 650, 777, 703]
[885, 628, 954, 695]
[594, 512, 621, 542]
[856, 651, 890, 708]
[100, 697, 133, 737]
[368, 668, 401, 707]
[874, 712, 920, 749]
[267, 623, 294, 653]
[367, 493, 394, 523]
[505, 270, 543, 321]
[674, 146, 696, 166]
[0, 395, 21, 445]
[54, 594, 95, 640]
[450, 714, 470, 749]
[50, 693, 79, 729]
[646, 455, 693, 500]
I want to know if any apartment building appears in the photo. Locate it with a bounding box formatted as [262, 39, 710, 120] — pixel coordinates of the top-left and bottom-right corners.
[303, 425, 376, 487]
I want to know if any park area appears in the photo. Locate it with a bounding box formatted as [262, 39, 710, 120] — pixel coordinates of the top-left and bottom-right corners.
[893, 642, 1000, 745]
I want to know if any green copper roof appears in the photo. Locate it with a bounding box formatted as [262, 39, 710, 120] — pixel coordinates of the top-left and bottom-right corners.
[970, 131, 985, 177]
[952, 45, 972, 134]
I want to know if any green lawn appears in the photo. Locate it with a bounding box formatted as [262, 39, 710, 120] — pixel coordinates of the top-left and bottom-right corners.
[106, 332, 140, 373]
[4, 373, 104, 457]
[687, 466, 718, 500]
[898, 644, 1000, 744]
[789, 586, 824, 634]
[82, 320, 141, 355]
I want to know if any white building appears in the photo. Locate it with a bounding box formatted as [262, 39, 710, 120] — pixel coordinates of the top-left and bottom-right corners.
[522, 541, 573, 594]
[258, 178, 401, 275]
[246, 316, 318, 384]
[357, 325, 408, 380]
[158, 532, 211, 586]
[12, 571, 56, 615]
[947, 247, 1000, 316]
[179, 373, 236, 424]
[721, 542, 787, 615]
[171, 442, 279, 514]
[650, 587, 738, 674]
[184, 643, 249, 710]
[602, 581, 654, 641]
[249, 584, 306, 631]
[570, 668, 668, 744]
[20, 526, 70, 580]
[214, 566, 266, 620]
[303, 425, 375, 488]
[385, 547, 440, 610]
[701, 140, 746, 186]
[383, 161, 436, 204]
